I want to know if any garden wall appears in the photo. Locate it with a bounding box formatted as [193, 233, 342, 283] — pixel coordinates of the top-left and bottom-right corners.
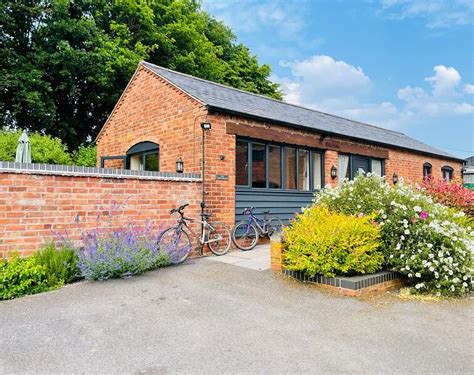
[0, 162, 201, 258]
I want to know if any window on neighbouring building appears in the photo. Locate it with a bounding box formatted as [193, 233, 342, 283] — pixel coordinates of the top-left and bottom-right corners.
[252, 143, 266, 188]
[126, 141, 159, 171]
[236, 141, 249, 186]
[423, 163, 433, 179]
[268, 145, 281, 188]
[441, 166, 454, 181]
[338, 154, 385, 182]
[235, 138, 323, 191]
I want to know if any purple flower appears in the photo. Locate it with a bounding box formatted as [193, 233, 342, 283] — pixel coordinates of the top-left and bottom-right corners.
[420, 211, 428, 220]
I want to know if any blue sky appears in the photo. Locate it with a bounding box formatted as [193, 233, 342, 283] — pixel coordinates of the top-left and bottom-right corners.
[203, 0, 474, 159]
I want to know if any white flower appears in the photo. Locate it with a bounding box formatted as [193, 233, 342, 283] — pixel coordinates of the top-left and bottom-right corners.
[406, 265, 410, 270]
[429, 267, 435, 272]
[427, 243, 433, 249]
[415, 272, 421, 278]
[404, 229, 410, 235]
[463, 282, 468, 287]
[400, 254, 405, 258]
[414, 206, 422, 213]
[448, 270, 453, 276]
[429, 253, 434, 259]
[408, 273, 413, 278]
[415, 283, 424, 290]
[396, 243, 401, 250]
[451, 285, 455, 292]
[401, 235, 405, 241]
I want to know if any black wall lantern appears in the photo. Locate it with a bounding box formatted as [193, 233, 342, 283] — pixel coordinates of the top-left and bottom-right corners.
[330, 165, 337, 179]
[176, 157, 184, 173]
[392, 172, 399, 184]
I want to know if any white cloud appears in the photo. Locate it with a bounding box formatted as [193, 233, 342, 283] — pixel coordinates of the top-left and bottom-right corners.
[276, 56, 474, 130]
[464, 84, 474, 95]
[378, 0, 474, 29]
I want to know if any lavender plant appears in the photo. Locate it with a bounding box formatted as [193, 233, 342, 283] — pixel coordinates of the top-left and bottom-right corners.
[77, 222, 170, 281]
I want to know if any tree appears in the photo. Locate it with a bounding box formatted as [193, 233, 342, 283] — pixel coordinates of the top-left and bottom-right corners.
[0, 0, 281, 149]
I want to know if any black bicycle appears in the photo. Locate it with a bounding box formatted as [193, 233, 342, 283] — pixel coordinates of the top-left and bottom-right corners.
[232, 207, 283, 251]
[158, 204, 231, 264]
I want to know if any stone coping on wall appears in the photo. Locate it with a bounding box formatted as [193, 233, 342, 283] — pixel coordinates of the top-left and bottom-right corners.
[0, 161, 201, 182]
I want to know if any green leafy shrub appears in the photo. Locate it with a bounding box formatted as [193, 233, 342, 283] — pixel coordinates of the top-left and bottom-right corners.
[315, 174, 474, 297]
[0, 255, 51, 300]
[33, 243, 80, 285]
[283, 206, 384, 277]
[72, 144, 97, 167]
[0, 129, 72, 164]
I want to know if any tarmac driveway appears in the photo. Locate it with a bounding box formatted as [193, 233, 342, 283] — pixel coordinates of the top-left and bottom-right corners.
[1, 257, 473, 374]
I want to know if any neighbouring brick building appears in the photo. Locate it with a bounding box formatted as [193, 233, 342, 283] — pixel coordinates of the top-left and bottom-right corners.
[96, 61, 463, 227]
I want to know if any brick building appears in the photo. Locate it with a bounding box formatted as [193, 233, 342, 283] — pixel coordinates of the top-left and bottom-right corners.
[96, 62, 463, 226]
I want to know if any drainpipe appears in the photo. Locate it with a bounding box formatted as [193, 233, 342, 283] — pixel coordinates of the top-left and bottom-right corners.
[200, 122, 212, 248]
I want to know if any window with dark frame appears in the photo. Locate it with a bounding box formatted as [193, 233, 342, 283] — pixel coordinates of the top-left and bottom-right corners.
[235, 138, 323, 191]
[126, 141, 159, 172]
[235, 141, 249, 186]
[284, 147, 297, 190]
[252, 143, 266, 188]
[423, 162, 433, 179]
[268, 145, 281, 188]
[441, 166, 453, 182]
[338, 154, 385, 181]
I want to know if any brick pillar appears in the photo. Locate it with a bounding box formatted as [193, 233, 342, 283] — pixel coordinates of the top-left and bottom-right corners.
[270, 236, 284, 271]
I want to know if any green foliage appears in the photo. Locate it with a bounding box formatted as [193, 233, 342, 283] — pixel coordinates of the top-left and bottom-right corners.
[33, 242, 80, 285]
[0, 255, 51, 300]
[0, 129, 72, 164]
[1, 0, 281, 149]
[283, 206, 384, 277]
[315, 174, 474, 297]
[72, 144, 97, 167]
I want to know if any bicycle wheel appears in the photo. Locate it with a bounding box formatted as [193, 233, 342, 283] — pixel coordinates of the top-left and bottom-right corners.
[207, 222, 231, 256]
[232, 221, 259, 251]
[267, 217, 284, 237]
[157, 227, 192, 264]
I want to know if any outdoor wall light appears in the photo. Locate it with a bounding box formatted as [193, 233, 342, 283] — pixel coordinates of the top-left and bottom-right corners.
[176, 157, 184, 173]
[200, 122, 212, 131]
[330, 165, 337, 179]
[392, 172, 399, 184]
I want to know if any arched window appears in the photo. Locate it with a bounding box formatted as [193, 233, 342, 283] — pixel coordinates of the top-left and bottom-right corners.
[423, 162, 432, 179]
[441, 166, 453, 182]
[126, 141, 159, 171]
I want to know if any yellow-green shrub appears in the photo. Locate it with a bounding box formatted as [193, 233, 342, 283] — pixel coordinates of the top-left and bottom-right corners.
[283, 206, 384, 277]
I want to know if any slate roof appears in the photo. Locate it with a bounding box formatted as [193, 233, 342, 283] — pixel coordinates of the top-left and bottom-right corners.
[142, 61, 460, 161]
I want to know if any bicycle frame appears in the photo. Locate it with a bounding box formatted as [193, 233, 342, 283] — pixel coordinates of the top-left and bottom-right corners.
[176, 216, 223, 246]
[243, 210, 269, 236]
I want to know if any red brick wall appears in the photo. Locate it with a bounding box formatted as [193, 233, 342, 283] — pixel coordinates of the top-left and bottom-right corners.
[0, 172, 201, 258]
[96, 64, 207, 173]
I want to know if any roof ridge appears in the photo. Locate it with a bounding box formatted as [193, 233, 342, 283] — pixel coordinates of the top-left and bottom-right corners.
[142, 61, 406, 137]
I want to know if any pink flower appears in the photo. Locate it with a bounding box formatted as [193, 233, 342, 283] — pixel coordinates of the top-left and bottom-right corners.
[420, 211, 428, 220]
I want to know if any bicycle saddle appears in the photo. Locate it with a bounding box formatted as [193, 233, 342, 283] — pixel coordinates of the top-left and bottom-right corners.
[262, 210, 270, 214]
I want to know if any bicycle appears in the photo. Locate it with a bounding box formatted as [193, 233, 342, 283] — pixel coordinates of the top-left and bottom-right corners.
[232, 207, 283, 251]
[157, 203, 231, 264]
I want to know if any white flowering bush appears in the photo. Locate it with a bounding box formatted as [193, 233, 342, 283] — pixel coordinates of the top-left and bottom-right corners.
[315, 174, 473, 297]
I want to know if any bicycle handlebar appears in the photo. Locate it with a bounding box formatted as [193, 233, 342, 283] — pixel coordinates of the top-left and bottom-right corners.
[170, 203, 189, 215]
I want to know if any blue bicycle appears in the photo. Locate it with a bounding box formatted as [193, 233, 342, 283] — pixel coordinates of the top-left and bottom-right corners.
[231, 207, 283, 251]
